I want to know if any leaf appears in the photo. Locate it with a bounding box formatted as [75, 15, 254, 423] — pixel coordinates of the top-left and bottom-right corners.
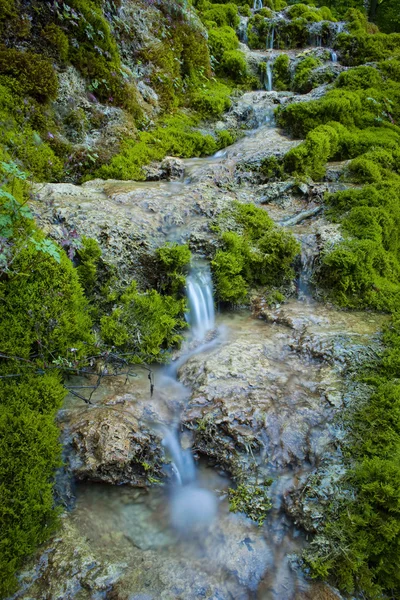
[0, 161, 29, 180]
[30, 238, 61, 263]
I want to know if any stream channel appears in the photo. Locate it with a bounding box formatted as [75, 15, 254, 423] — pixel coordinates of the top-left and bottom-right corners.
[15, 53, 387, 600]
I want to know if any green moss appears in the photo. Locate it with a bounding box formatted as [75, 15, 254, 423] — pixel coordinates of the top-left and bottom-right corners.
[272, 53, 291, 91]
[41, 23, 69, 62]
[201, 3, 240, 28]
[220, 49, 249, 82]
[228, 481, 273, 526]
[212, 202, 300, 302]
[0, 47, 58, 102]
[292, 56, 322, 93]
[208, 25, 239, 62]
[155, 243, 192, 296]
[189, 78, 232, 118]
[0, 373, 65, 597]
[95, 110, 230, 180]
[100, 282, 186, 362]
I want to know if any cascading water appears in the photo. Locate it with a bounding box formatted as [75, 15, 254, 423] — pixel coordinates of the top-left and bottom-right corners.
[238, 17, 249, 44]
[161, 264, 218, 531]
[266, 25, 275, 50]
[331, 49, 338, 62]
[266, 60, 273, 91]
[185, 266, 215, 340]
[253, 0, 263, 10]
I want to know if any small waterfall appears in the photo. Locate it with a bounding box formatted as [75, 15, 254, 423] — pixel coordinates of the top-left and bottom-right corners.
[266, 60, 273, 91]
[253, 0, 263, 10]
[331, 50, 337, 62]
[266, 25, 275, 50]
[185, 266, 215, 340]
[162, 428, 217, 531]
[238, 17, 249, 44]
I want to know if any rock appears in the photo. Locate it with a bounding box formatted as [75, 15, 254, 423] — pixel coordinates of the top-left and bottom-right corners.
[12, 520, 126, 600]
[61, 404, 164, 486]
[144, 156, 185, 181]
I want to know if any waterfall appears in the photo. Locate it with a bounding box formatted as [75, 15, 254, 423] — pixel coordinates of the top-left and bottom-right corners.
[253, 0, 263, 10]
[185, 266, 215, 340]
[238, 18, 249, 44]
[331, 50, 337, 62]
[266, 25, 275, 50]
[266, 60, 273, 91]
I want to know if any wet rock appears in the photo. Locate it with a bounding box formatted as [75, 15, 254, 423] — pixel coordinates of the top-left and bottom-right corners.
[144, 156, 185, 181]
[11, 520, 126, 600]
[60, 403, 164, 486]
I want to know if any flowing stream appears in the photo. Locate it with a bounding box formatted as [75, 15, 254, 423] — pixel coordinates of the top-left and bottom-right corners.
[13, 34, 387, 600]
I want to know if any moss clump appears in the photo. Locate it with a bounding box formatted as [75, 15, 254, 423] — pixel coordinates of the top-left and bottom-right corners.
[41, 23, 69, 62]
[220, 49, 249, 82]
[292, 56, 322, 93]
[272, 53, 291, 91]
[0, 47, 58, 102]
[208, 25, 239, 62]
[0, 162, 94, 594]
[200, 2, 240, 29]
[155, 243, 192, 297]
[212, 202, 300, 302]
[0, 373, 65, 597]
[100, 282, 186, 362]
[228, 481, 273, 526]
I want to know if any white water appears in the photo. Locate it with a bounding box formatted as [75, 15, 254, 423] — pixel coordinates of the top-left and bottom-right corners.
[253, 0, 263, 10]
[331, 49, 338, 62]
[161, 264, 218, 531]
[185, 265, 215, 340]
[267, 26, 275, 50]
[266, 61, 273, 91]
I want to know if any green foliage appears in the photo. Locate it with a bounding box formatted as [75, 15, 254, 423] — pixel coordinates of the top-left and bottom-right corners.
[208, 25, 239, 62]
[220, 49, 249, 82]
[272, 53, 291, 91]
[0, 47, 58, 102]
[76, 236, 102, 296]
[212, 202, 300, 302]
[200, 2, 240, 28]
[100, 282, 186, 362]
[336, 32, 400, 66]
[0, 373, 65, 597]
[189, 78, 232, 118]
[228, 481, 273, 526]
[155, 243, 192, 296]
[292, 56, 322, 93]
[41, 24, 70, 62]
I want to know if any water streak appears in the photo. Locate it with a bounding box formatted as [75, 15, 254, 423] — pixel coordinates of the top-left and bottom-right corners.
[185, 266, 215, 340]
[266, 25, 275, 50]
[253, 0, 263, 10]
[266, 60, 273, 91]
[331, 49, 338, 62]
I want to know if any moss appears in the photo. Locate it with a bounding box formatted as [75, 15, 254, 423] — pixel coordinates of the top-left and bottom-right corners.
[95, 110, 230, 180]
[292, 56, 322, 93]
[0, 47, 58, 102]
[208, 25, 239, 62]
[228, 481, 273, 526]
[220, 49, 248, 82]
[0, 373, 65, 597]
[212, 202, 300, 302]
[189, 78, 232, 118]
[336, 32, 400, 66]
[272, 53, 291, 91]
[155, 243, 192, 296]
[41, 23, 69, 62]
[201, 3, 240, 29]
[100, 282, 187, 362]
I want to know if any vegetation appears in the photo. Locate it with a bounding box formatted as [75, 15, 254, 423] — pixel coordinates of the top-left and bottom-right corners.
[228, 481, 273, 526]
[211, 202, 300, 302]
